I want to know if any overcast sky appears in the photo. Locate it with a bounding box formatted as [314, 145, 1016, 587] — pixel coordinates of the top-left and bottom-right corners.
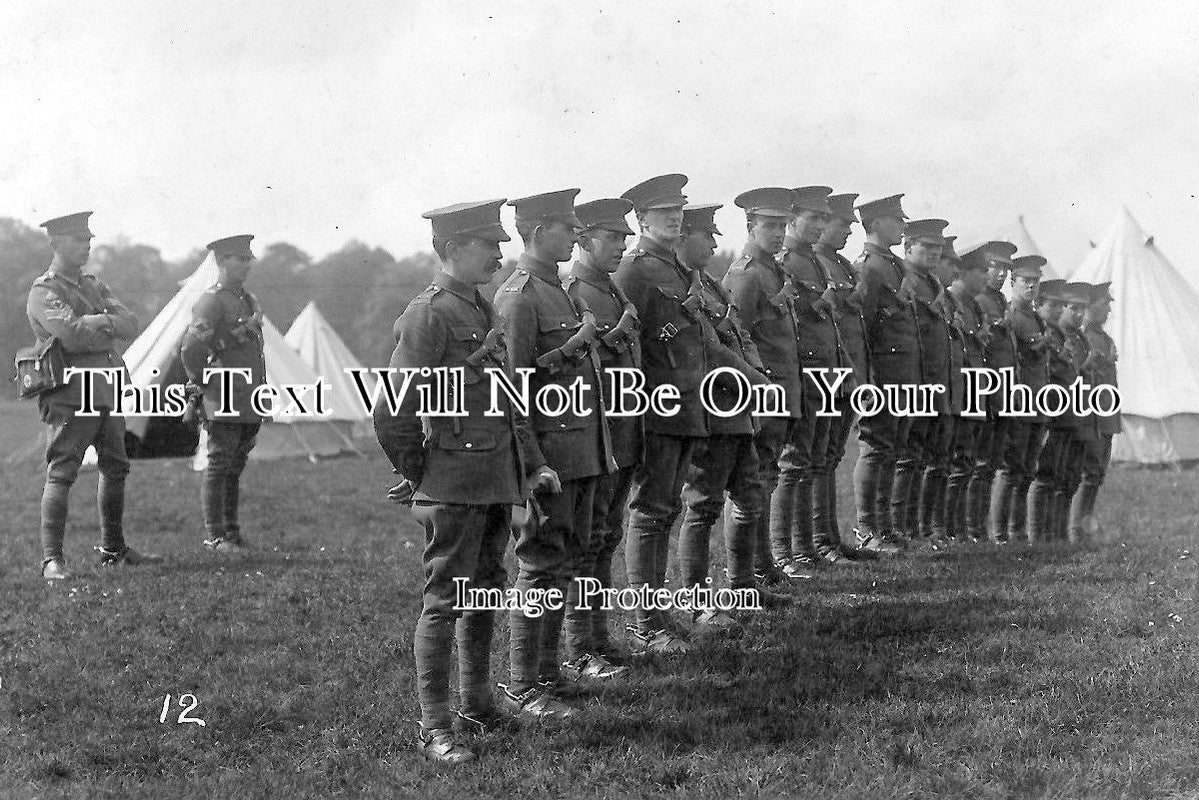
[1, 0, 1196, 279]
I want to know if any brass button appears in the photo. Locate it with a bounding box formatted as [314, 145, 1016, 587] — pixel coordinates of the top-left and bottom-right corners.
[464, 442, 473, 449]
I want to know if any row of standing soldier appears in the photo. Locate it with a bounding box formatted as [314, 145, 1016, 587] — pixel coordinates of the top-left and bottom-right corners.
[372, 177, 1119, 764]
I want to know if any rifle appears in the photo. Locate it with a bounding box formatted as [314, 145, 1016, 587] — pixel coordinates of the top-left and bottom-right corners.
[770, 273, 800, 309]
[465, 327, 506, 367]
[681, 267, 707, 321]
[600, 302, 639, 351]
[807, 283, 839, 320]
[710, 306, 743, 348]
[536, 309, 598, 374]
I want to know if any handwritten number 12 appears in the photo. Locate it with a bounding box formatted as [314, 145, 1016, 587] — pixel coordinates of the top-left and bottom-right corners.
[159, 693, 206, 726]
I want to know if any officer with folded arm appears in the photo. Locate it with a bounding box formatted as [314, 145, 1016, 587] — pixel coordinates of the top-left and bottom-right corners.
[25, 211, 160, 579]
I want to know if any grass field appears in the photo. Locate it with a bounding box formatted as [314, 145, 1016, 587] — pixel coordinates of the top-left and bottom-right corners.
[1, 398, 1197, 799]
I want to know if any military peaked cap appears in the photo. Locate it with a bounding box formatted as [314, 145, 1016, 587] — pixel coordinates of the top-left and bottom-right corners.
[826, 193, 859, 224]
[855, 194, 907, 227]
[791, 185, 833, 215]
[734, 187, 795, 218]
[576, 198, 635, 236]
[41, 211, 94, 238]
[621, 174, 688, 211]
[682, 203, 723, 235]
[904, 218, 949, 245]
[1010, 254, 1047, 279]
[206, 234, 256, 259]
[422, 199, 511, 242]
[508, 189, 582, 228]
[1037, 278, 1066, 300]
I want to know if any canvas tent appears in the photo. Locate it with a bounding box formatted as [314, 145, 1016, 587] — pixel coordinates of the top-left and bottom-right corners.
[120, 255, 363, 463]
[283, 301, 375, 438]
[1070, 208, 1199, 464]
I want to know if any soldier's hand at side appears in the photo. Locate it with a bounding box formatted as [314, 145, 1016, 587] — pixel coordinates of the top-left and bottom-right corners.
[387, 479, 416, 506]
[527, 466, 562, 495]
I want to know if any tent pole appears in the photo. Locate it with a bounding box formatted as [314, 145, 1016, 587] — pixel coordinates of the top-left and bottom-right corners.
[328, 421, 367, 458]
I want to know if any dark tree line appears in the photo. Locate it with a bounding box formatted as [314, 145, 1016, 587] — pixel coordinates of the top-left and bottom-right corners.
[2, 218, 740, 399]
[2, 221, 437, 398]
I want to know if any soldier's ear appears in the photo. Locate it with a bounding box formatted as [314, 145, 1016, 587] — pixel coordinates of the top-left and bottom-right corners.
[444, 238, 465, 262]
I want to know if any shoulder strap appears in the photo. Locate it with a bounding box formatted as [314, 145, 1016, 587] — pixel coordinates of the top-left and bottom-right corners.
[43, 272, 103, 315]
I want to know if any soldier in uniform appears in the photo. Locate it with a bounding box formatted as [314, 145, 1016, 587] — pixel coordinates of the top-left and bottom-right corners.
[614, 174, 769, 654]
[1074, 282, 1119, 537]
[944, 242, 991, 543]
[721, 188, 806, 582]
[563, 197, 640, 674]
[919, 233, 963, 546]
[1057, 282, 1099, 542]
[375, 199, 561, 763]
[494, 189, 614, 709]
[812, 193, 870, 562]
[850, 194, 917, 555]
[1026, 278, 1069, 541]
[971, 241, 1018, 542]
[773, 186, 847, 573]
[893, 219, 951, 549]
[180, 235, 269, 557]
[993, 255, 1049, 543]
[26, 212, 160, 579]
[674, 202, 784, 627]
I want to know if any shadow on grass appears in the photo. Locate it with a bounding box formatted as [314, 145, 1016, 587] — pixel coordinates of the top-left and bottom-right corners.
[519, 591, 1088, 751]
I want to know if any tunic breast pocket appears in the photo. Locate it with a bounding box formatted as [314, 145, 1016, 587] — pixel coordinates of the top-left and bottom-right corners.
[537, 314, 582, 350]
[755, 302, 793, 334]
[433, 428, 499, 452]
[449, 324, 488, 361]
[650, 287, 691, 324]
